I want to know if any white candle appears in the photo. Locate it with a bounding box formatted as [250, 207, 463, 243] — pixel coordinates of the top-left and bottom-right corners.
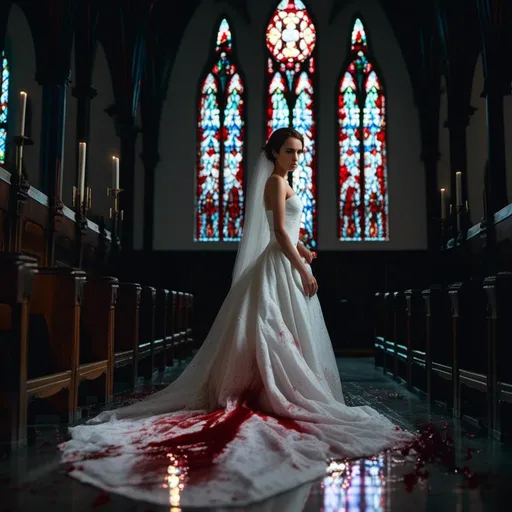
[78, 142, 87, 204]
[440, 188, 446, 219]
[455, 171, 462, 206]
[19, 91, 27, 137]
[112, 156, 119, 189]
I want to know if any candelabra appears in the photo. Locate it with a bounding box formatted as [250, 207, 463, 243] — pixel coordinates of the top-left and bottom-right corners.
[72, 185, 92, 225]
[71, 185, 92, 268]
[7, 136, 33, 252]
[14, 134, 33, 176]
[107, 186, 123, 254]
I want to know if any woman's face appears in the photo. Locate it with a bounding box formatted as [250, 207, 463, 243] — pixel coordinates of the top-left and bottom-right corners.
[274, 137, 303, 172]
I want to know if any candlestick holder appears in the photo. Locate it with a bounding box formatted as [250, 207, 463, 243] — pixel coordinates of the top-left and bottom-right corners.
[107, 187, 123, 253]
[72, 186, 92, 216]
[6, 136, 33, 252]
[13, 135, 33, 178]
[6, 166, 31, 253]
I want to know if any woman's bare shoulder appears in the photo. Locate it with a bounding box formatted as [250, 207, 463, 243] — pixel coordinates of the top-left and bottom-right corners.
[265, 174, 286, 189]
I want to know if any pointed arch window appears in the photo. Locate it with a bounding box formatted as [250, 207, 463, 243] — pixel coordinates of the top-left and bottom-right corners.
[266, 0, 317, 248]
[338, 18, 388, 241]
[0, 51, 9, 165]
[196, 19, 245, 242]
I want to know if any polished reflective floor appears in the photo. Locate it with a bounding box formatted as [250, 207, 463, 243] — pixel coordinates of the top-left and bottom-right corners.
[1, 358, 510, 511]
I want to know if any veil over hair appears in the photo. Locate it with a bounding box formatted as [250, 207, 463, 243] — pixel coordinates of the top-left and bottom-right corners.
[231, 151, 273, 287]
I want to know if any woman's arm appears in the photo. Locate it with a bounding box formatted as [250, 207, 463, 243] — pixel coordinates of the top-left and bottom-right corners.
[266, 176, 309, 276]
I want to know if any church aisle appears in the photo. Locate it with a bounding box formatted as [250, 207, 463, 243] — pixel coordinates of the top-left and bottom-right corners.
[1, 358, 508, 512]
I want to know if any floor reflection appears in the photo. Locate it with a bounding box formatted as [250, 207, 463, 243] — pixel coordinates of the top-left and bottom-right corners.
[323, 456, 386, 512]
[165, 453, 184, 511]
[227, 455, 387, 512]
[3, 359, 509, 512]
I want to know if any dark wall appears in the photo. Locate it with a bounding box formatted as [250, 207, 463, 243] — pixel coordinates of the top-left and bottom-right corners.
[114, 249, 459, 352]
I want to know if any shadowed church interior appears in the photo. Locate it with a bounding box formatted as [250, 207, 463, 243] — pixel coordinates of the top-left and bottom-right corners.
[1, 0, 512, 510]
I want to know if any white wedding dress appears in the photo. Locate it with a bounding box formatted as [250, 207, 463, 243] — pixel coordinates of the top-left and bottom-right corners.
[60, 194, 409, 508]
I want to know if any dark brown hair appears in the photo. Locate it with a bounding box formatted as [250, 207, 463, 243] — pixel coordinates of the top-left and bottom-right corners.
[262, 127, 304, 163]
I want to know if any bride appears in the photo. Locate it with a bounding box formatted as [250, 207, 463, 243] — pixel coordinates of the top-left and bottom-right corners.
[60, 128, 409, 508]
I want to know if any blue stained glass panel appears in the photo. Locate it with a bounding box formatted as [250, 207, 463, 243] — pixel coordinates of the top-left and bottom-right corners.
[363, 70, 388, 240]
[222, 73, 245, 241]
[267, 72, 290, 138]
[196, 73, 221, 241]
[266, 2, 317, 247]
[292, 72, 316, 247]
[0, 51, 9, 165]
[196, 19, 245, 242]
[338, 18, 388, 241]
[338, 71, 362, 240]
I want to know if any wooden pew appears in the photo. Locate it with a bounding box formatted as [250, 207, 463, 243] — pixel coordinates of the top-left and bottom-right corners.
[175, 291, 186, 360]
[448, 280, 488, 424]
[79, 276, 118, 409]
[484, 272, 512, 440]
[138, 286, 156, 381]
[404, 289, 425, 392]
[0, 253, 38, 450]
[383, 292, 395, 375]
[392, 291, 408, 382]
[114, 283, 141, 391]
[154, 288, 169, 371]
[422, 285, 452, 406]
[373, 292, 386, 368]
[166, 291, 177, 366]
[26, 267, 86, 433]
[185, 293, 194, 350]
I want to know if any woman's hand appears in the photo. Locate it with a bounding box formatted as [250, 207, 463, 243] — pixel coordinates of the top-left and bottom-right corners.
[298, 243, 317, 264]
[302, 248, 317, 265]
[300, 268, 318, 297]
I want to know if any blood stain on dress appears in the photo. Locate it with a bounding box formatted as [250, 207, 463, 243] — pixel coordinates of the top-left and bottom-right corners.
[128, 394, 307, 485]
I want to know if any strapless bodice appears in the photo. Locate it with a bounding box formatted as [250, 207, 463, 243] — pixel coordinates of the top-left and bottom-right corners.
[265, 194, 303, 245]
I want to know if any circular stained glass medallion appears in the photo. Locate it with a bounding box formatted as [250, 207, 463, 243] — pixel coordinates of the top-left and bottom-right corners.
[266, 0, 316, 67]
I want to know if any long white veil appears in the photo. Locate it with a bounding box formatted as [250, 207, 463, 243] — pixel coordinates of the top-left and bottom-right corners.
[87, 151, 275, 424]
[231, 151, 274, 287]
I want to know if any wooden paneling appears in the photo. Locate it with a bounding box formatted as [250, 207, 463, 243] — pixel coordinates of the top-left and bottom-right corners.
[0, 167, 111, 271]
[22, 220, 46, 265]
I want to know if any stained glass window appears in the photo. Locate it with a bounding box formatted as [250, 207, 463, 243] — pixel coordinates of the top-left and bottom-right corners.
[266, 0, 317, 248]
[0, 51, 9, 165]
[196, 19, 245, 242]
[338, 18, 389, 241]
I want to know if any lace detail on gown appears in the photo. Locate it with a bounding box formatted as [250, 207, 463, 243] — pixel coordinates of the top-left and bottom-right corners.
[59, 194, 410, 507]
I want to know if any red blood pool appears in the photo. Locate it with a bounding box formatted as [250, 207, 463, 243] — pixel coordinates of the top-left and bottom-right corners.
[401, 421, 482, 492]
[135, 403, 253, 482]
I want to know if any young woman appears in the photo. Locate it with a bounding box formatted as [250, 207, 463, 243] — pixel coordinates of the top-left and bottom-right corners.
[61, 128, 409, 508]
